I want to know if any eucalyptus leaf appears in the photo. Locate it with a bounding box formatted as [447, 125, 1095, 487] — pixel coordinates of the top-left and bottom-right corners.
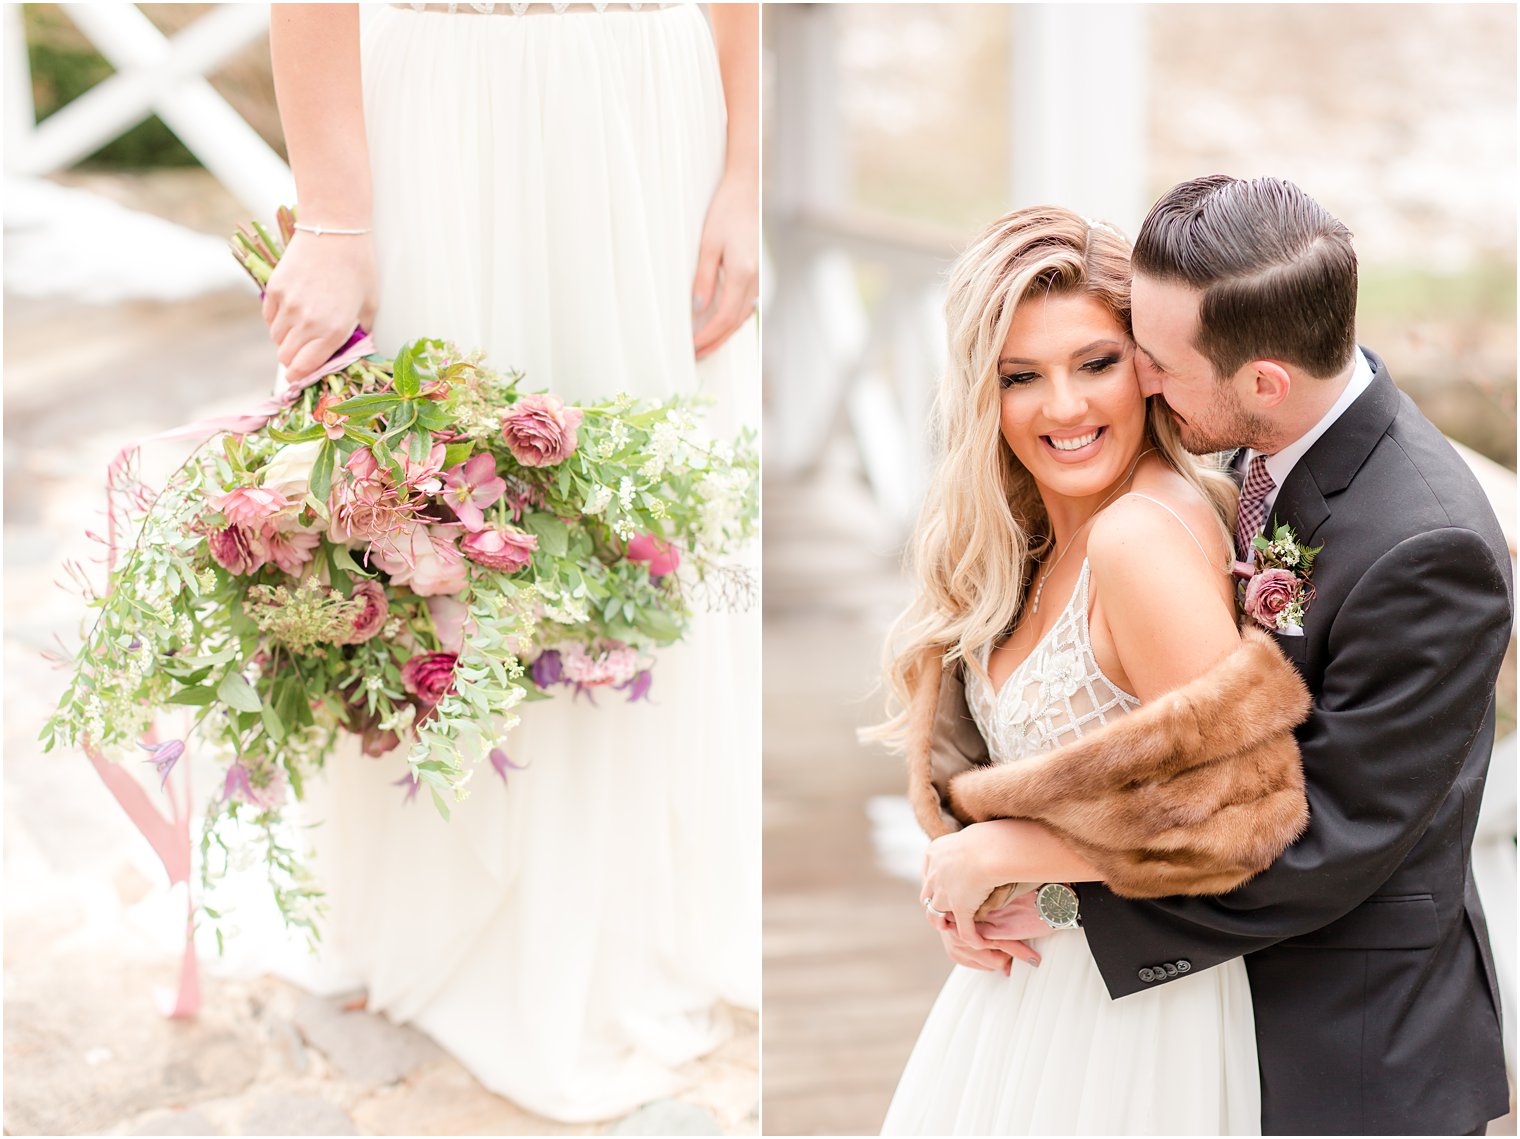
[218, 670, 262, 713]
[523, 513, 570, 558]
[309, 441, 336, 505]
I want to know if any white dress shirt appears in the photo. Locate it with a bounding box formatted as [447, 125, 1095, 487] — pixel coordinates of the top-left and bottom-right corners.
[1240, 348, 1376, 519]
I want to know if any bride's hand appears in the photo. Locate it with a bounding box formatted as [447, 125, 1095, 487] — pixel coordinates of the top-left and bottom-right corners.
[975, 893, 1045, 968]
[921, 827, 1003, 951]
[691, 171, 758, 361]
[937, 924, 1012, 975]
[261, 229, 379, 384]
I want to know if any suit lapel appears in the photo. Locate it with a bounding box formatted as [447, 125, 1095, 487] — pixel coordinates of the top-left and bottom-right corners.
[1268, 351, 1400, 548]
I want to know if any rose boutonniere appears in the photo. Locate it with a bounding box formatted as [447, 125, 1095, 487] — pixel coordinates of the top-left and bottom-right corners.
[1234, 521, 1321, 634]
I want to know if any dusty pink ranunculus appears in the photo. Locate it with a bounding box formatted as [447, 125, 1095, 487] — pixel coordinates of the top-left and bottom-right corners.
[342, 579, 389, 644]
[208, 524, 267, 575]
[401, 651, 459, 705]
[215, 487, 289, 528]
[500, 394, 583, 467]
[625, 533, 680, 577]
[1244, 568, 1301, 630]
[371, 523, 468, 597]
[261, 525, 321, 576]
[460, 526, 538, 573]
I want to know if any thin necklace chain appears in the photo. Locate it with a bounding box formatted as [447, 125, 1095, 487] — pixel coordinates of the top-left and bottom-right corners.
[1029, 448, 1156, 615]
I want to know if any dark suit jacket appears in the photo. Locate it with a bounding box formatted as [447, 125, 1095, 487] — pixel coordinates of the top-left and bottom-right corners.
[1078, 351, 1513, 1136]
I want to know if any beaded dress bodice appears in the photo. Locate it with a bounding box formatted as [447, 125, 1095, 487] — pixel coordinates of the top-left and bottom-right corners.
[966, 560, 1140, 766]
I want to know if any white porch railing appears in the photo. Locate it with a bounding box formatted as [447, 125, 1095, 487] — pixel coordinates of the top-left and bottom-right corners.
[3, 3, 292, 215]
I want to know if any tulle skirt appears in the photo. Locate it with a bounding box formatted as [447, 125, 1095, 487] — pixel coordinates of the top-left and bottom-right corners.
[298, 4, 759, 1123]
[880, 930, 1261, 1135]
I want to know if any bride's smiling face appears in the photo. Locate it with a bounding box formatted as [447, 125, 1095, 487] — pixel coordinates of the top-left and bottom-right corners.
[997, 291, 1146, 503]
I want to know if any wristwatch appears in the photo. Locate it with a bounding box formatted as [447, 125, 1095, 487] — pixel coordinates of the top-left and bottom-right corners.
[1034, 882, 1080, 930]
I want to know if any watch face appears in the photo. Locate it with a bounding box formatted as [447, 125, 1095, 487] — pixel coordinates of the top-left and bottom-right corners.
[1038, 883, 1078, 927]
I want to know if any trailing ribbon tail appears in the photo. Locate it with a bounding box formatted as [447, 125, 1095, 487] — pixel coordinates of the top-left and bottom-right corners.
[88, 329, 375, 1018]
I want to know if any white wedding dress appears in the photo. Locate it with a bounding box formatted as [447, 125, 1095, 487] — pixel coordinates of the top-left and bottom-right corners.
[295, 4, 758, 1123]
[881, 562, 1260, 1136]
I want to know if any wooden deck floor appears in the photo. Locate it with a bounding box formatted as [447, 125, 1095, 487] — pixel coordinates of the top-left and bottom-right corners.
[762, 453, 950, 1136]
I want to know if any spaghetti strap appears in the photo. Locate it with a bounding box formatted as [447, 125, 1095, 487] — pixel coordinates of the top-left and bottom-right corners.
[1117, 492, 1230, 573]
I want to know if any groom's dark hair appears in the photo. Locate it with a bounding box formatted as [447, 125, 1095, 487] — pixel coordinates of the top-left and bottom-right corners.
[1133, 175, 1358, 380]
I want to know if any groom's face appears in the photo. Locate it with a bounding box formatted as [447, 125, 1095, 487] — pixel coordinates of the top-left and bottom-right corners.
[1131, 274, 1266, 454]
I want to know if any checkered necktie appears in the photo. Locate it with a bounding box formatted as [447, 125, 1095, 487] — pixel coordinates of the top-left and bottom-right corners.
[1235, 453, 1275, 562]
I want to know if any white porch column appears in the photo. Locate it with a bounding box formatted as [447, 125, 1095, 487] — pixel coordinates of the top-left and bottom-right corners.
[1010, 5, 1148, 234]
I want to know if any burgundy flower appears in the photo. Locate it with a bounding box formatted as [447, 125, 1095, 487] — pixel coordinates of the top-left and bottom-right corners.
[338, 680, 401, 756]
[207, 524, 267, 575]
[460, 526, 538, 573]
[401, 651, 459, 705]
[500, 394, 583, 467]
[342, 580, 389, 644]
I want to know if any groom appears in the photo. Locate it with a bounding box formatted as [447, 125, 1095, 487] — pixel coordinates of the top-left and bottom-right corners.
[1005, 176, 1511, 1135]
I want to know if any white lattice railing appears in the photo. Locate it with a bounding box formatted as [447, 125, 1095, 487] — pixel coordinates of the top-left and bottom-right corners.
[3, 3, 292, 214]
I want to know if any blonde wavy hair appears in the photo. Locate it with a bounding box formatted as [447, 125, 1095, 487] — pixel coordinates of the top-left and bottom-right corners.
[865, 206, 1237, 750]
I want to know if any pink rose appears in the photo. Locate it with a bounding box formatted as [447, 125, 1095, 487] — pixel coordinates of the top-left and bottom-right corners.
[625, 533, 680, 577]
[261, 526, 321, 576]
[371, 523, 468, 597]
[214, 487, 289, 528]
[460, 526, 538, 573]
[500, 394, 583, 467]
[1244, 568, 1302, 631]
[342, 579, 389, 644]
[401, 651, 459, 705]
[207, 524, 267, 575]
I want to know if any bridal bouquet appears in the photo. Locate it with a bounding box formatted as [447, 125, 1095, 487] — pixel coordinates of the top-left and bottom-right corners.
[42, 211, 757, 942]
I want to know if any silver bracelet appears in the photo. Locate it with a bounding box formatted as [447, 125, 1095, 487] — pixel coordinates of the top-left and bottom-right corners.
[292, 222, 372, 237]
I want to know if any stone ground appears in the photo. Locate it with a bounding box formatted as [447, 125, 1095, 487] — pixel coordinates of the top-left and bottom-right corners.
[3, 173, 757, 1136]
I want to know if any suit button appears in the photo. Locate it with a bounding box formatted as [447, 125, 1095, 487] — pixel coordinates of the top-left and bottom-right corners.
[1163, 963, 1178, 978]
[1176, 959, 1191, 973]
[1138, 967, 1156, 983]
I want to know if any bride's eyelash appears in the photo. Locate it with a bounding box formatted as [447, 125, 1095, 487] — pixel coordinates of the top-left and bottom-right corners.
[1081, 355, 1121, 374]
[999, 372, 1038, 389]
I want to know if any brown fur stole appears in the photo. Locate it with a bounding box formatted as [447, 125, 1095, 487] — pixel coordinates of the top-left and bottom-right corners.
[906, 628, 1311, 900]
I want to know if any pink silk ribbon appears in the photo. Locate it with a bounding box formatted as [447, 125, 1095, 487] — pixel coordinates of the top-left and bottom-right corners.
[90, 330, 375, 1019]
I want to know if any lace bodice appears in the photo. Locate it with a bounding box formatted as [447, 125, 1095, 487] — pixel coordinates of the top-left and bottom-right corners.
[966, 560, 1140, 766]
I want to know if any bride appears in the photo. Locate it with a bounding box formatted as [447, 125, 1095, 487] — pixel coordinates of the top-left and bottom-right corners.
[259, 3, 758, 1123]
[871, 207, 1266, 1135]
